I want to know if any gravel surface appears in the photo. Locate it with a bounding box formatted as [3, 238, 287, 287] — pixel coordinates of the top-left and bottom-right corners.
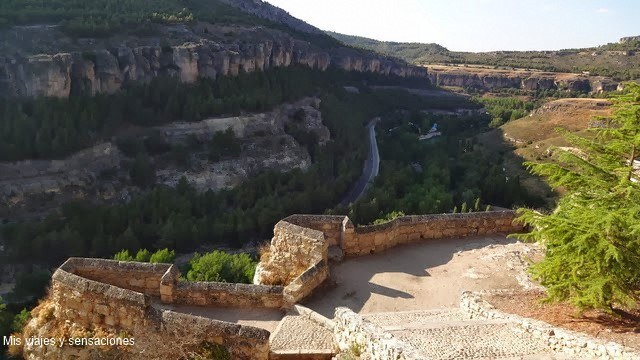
[270, 314, 335, 352]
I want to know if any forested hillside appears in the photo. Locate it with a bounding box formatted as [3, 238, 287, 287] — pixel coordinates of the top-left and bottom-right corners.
[0, 0, 322, 39]
[329, 32, 640, 80]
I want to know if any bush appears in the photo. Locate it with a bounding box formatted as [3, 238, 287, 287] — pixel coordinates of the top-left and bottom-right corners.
[149, 248, 175, 264]
[113, 250, 134, 261]
[114, 248, 169, 263]
[129, 153, 156, 188]
[186, 251, 256, 284]
[372, 211, 405, 225]
[135, 249, 151, 262]
[11, 309, 30, 333]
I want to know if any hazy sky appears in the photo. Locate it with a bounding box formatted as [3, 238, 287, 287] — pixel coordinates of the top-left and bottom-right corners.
[264, 0, 639, 52]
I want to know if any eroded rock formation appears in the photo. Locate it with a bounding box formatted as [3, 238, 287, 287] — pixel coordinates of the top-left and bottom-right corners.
[426, 65, 619, 93]
[0, 24, 427, 98]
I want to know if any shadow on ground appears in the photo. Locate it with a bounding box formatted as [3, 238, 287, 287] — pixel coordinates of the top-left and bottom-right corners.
[303, 235, 523, 318]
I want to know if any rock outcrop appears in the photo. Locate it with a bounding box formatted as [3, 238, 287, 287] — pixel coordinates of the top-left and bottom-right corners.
[426, 65, 619, 93]
[620, 35, 640, 44]
[218, 0, 323, 34]
[0, 24, 427, 98]
[0, 98, 328, 220]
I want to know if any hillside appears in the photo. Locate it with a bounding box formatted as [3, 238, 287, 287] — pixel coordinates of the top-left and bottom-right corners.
[0, 0, 428, 99]
[477, 98, 613, 204]
[501, 98, 612, 151]
[329, 32, 640, 81]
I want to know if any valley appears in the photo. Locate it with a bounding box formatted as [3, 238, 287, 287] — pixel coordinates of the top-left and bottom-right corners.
[1, 0, 639, 359]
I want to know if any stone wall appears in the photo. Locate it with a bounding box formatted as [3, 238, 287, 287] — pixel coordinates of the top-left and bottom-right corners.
[39, 258, 273, 359]
[283, 214, 346, 247]
[156, 309, 270, 360]
[173, 280, 284, 308]
[460, 291, 640, 360]
[283, 259, 329, 306]
[254, 220, 328, 286]
[343, 211, 523, 256]
[333, 307, 423, 359]
[253, 211, 523, 305]
[51, 266, 149, 331]
[65, 258, 170, 297]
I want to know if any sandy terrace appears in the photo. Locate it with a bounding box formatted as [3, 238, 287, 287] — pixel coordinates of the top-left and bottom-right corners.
[159, 235, 542, 332]
[304, 235, 541, 318]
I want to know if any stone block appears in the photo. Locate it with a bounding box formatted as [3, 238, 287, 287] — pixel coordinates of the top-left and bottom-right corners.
[160, 284, 174, 296]
[129, 278, 145, 288]
[104, 316, 117, 327]
[120, 317, 133, 329]
[95, 304, 109, 316]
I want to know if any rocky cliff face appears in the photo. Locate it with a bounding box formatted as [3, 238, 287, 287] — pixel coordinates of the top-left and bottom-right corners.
[0, 24, 427, 98]
[0, 98, 328, 221]
[426, 66, 619, 93]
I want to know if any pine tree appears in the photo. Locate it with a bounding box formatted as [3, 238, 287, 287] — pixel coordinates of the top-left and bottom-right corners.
[515, 83, 640, 311]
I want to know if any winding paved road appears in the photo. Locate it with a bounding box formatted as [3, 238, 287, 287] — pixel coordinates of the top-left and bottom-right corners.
[340, 117, 380, 206]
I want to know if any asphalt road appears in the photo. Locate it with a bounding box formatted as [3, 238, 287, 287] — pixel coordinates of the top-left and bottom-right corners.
[340, 118, 380, 206]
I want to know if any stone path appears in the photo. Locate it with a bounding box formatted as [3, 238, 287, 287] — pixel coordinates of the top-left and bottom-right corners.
[363, 310, 588, 360]
[269, 312, 335, 359]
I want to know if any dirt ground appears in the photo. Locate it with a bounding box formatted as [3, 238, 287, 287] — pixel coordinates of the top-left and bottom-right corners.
[486, 292, 640, 351]
[304, 235, 542, 318]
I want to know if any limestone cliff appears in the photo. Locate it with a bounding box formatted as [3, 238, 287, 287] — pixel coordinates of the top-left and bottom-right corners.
[0, 24, 427, 98]
[426, 65, 619, 93]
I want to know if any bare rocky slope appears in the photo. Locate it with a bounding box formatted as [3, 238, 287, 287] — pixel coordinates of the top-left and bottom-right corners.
[0, 97, 327, 222]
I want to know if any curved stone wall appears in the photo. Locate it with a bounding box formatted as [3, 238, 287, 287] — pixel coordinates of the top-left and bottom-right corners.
[39, 210, 525, 359]
[46, 258, 274, 359]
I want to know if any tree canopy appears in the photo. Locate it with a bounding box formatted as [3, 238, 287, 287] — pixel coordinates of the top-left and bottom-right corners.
[515, 83, 640, 311]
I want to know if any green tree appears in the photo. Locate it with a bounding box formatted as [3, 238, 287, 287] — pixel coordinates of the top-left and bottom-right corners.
[186, 251, 256, 284]
[209, 128, 241, 162]
[130, 153, 156, 188]
[515, 83, 640, 311]
[113, 250, 134, 261]
[149, 248, 175, 264]
[135, 249, 152, 262]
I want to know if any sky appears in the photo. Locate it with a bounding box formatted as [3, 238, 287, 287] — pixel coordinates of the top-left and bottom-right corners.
[264, 0, 639, 52]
